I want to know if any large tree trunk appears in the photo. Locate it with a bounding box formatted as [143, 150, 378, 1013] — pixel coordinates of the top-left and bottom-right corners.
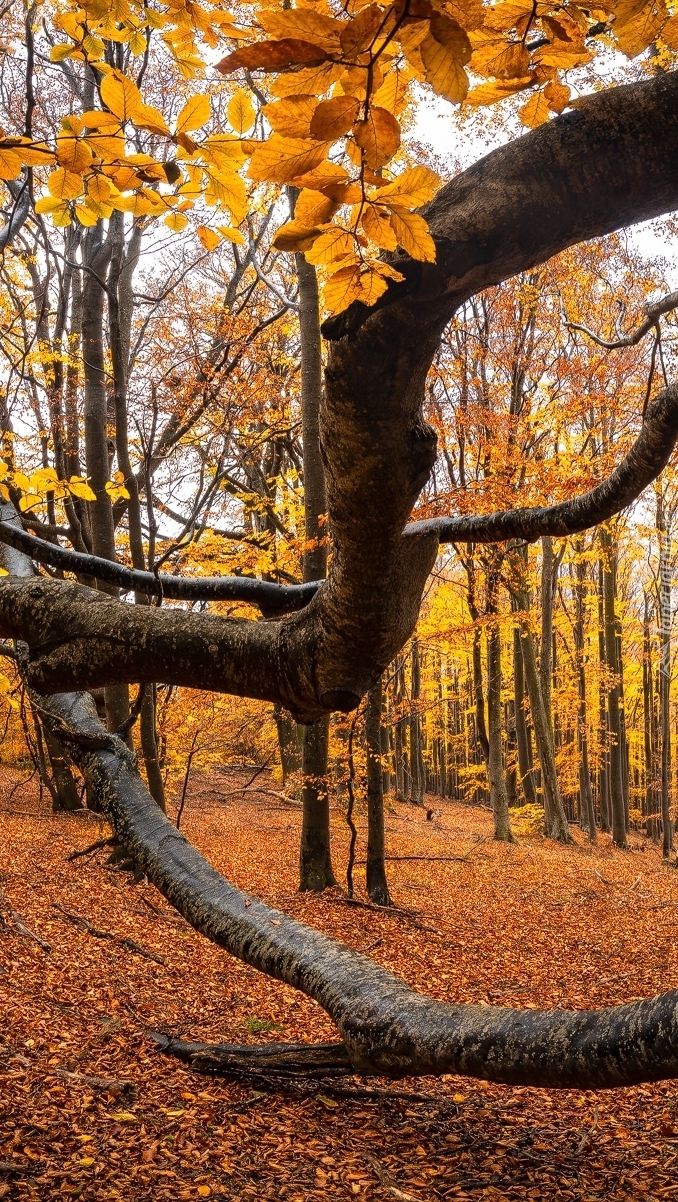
[574, 546, 596, 840]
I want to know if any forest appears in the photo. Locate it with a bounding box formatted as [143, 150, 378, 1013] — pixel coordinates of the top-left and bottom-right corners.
[2, 0, 678, 1195]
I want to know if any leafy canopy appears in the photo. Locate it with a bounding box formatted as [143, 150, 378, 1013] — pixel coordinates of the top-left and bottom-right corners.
[2, 0, 678, 311]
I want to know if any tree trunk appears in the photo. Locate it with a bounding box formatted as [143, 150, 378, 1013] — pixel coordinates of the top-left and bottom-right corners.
[409, 639, 425, 806]
[365, 675, 392, 905]
[486, 570, 514, 841]
[515, 589, 572, 843]
[274, 704, 302, 785]
[574, 545, 596, 840]
[656, 489, 673, 858]
[600, 527, 627, 848]
[513, 622, 537, 805]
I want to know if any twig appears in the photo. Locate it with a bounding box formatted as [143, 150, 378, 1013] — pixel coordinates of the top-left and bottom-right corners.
[345, 707, 361, 898]
[54, 1067, 137, 1099]
[1, 889, 51, 951]
[176, 728, 200, 830]
[367, 1157, 422, 1202]
[0, 1160, 44, 1176]
[67, 836, 116, 861]
[119, 936, 165, 965]
[339, 895, 443, 935]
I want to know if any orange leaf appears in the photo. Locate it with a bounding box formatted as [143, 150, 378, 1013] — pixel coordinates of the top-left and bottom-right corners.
[353, 106, 400, 169]
[216, 40, 330, 75]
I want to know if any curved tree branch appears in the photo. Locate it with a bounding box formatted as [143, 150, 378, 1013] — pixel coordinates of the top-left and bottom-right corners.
[35, 684, 678, 1090]
[0, 516, 321, 613]
[408, 384, 678, 545]
[566, 289, 678, 350]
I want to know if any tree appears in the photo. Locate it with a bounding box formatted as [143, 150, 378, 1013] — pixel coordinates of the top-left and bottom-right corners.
[3, 0, 678, 1088]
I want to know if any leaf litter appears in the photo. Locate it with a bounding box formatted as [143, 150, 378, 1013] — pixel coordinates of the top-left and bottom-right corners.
[2, 763, 678, 1200]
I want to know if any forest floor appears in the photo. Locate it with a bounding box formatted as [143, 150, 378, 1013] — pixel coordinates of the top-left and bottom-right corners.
[2, 765, 678, 1201]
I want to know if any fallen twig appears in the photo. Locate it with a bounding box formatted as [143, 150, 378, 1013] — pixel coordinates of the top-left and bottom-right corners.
[54, 1067, 137, 1100]
[367, 1157, 422, 1202]
[0, 1160, 44, 1176]
[67, 836, 116, 861]
[1, 889, 51, 952]
[338, 896, 443, 936]
[53, 904, 165, 962]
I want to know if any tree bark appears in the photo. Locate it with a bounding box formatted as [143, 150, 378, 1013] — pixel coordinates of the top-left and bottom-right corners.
[365, 675, 392, 905]
[600, 526, 627, 848]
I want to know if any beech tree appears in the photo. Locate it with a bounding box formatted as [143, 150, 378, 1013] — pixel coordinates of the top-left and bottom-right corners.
[3, 0, 678, 1088]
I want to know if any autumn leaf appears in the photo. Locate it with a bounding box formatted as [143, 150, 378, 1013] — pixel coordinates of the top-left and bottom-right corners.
[294, 188, 339, 226]
[309, 97, 361, 141]
[464, 76, 534, 106]
[272, 219, 324, 252]
[110, 1112, 138, 1124]
[0, 148, 22, 180]
[544, 80, 571, 113]
[227, 90, 256, 136]
[100, 70, 145, 122]
[263, 96, 319, 139]
[196, 225, 221, 250]
[247, 135, 328, 184]
[361, 205, 399, 250]
[519, 91, 551, 128]
[420, 33, 469, 103]
[662, 14, 678, 46]
[304, 227, 356, 267]
[164, 212, 189, 232]
[55, 136, 93, 173]
[216, 40, 330, 76]
[387, 206, 436, 260]
[353, 107, 401, 170]
[68, 477, 97, 501]
[176, 94, 211, 134]
[375, 165, 440, 208]
[47, 168, 83, 200]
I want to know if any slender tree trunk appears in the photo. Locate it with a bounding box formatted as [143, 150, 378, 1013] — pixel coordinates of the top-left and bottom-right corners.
[512, 618, 537, 805]
[600, 527, 627, 848]
[365, 675, 392, 905]
[486, 571, 514, 841]
[274, 704, 302, 785]
[574, 547, 596, 840]
[656, 490, 673, 858]
[515, 588, 572, 843]
[643, 593, 657, 839]
[409, 638, 425, 806]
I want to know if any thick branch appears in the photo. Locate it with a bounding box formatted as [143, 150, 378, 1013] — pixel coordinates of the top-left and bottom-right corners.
[0, 520, 320, 613]
[36, 686, 678, 1089]
[323, 72, 678, 341]
[408, 384, 678, 544]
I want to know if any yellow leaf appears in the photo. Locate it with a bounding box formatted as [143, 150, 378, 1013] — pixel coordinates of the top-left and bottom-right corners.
[56, 136, 93, 173]
[543, 79, 571, 113]
[387, 206, 436, 261]
[258, 9, 342, 51]
[176, 94, 211, 133]
[263, 96, 319, 139]
[518, 90, 551, 128]
[48, 168, 83, 199]
[68, 477, 97, 501]
[100, 69, 145, 122]
[136, 104, 171, 136]
[129, 29, 147, 56]
[322, 264, 365, 313]
[0, 567, 8, 577]
[272, 219, 324, 252]
[305, 226, 355, 266]
[294, 188, 339, 226]
[203, 169, 248, 223]
[663, 13, 678, 46]
[533, 42, 592, 69]
[375, 165, 440, 208]
[164, 211, 188, 231]
[361, 204, 398, 250]
[0, 148, 22, 180]
[80, 110, 121, 129]
[464, 75, 534, 106]
[269, 61, 344, 99]
[613, 0, 666, 55]
[197, 1189, 211, 1198]
[372, 68, 411, 115]
[247, 135, 328, 184]
[289, 162, 349, 192]
[309, 96, 360, 141]
[340, 4, 387, 54]
[353, 107, 400, 169]
[197, 225, 221, 250]
[82, 34, 105, 59]
[12, 472, 30, 492]
[227, 90, 256, 136]
[216, 225, 245, 245]
[79, 1157, 96, 1167]
[76, 1135, 94, 1143]
[5, 138, 52, 167]
[50, 44, 76, 62]
[217, 39, 330, 75]
[471, 40, 530, 80]
[110, 1112, 137, 1123]
[87, 175, 113, 202]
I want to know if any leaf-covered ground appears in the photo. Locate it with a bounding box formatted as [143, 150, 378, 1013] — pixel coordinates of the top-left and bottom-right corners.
[2, 766, 678, 1201]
